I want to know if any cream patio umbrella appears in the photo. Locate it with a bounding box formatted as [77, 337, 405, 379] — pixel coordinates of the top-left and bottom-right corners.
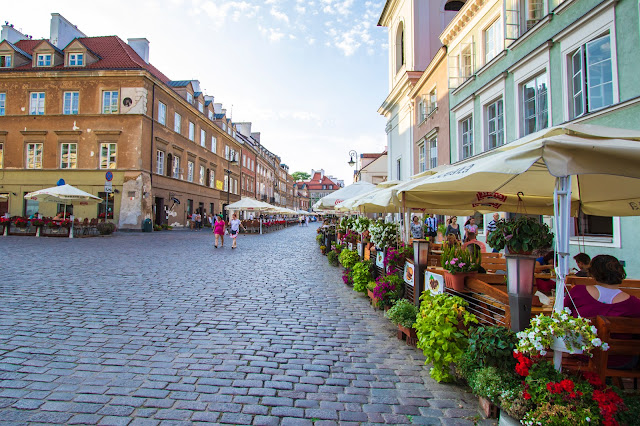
[24, 184, 103, 239]
[225, 198, 278, 234]
[313, 181, 376, 210]
[334, 180, 403, 213]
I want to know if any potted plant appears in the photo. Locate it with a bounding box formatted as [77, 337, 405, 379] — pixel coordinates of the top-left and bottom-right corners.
[384, 243, 414, 276]
[0, 217, 9, 236]
[338, 249, 360, 270]
[369, 220, 398, 250]
[486, 216, 554, 331]
[351, 261, 373, 293]
[414, 291, 478, 382]
[366, 281, 379, 307]
[13, 217, 28, 228]
[372, 274, 404, 309]
[440, 243, 481, 292]
[385, 299, 419, 346]
[327, 250, 339, 266]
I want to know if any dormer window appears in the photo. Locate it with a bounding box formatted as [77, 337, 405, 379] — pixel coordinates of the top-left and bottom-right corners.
[68, 53, 84, 66]
[187, 93, 193, 103]
[198, 102, 203, 113]
[36, 54, 52, 67]
[208, 110, 213, 120]
[0, 55, 11, 68]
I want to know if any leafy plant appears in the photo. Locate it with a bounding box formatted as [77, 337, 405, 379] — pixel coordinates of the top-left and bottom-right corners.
[344, 230, 359, 245]
[440, 243, 481, 273]
[316, 234, 324, 245]
[384, 299, 418, 329]
[372, 274, 404, 308]
[96, 222, 116, 235]
[366, 281, 377, 291]
[369, 220, 398, 249]
[467, 366, 520, 404]
[327, 250, 339, 266]
[486, 216, 553, 254]
[384, 243, 414, 275]
[351, 261, 373, 293]
[466, 326, 518, 370]
[338, 249, 360, 269]
[437, 223, 447, 235]
[354, 217, 370, 233]
[414, 292, 478, 382]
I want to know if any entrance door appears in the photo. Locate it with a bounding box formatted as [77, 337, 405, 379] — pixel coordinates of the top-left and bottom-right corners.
[155, 197, 164, 225]
[0, 196, 8, 216]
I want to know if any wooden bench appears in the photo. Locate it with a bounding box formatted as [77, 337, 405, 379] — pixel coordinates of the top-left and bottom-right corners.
[481, 254, 507, 274]
[590, 316, 640, 388]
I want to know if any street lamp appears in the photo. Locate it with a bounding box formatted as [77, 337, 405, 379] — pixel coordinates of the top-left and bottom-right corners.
[348, 150, 358, 167]
[224, 155, 238, 220]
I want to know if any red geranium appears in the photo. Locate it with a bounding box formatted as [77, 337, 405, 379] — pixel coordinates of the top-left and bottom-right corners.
[513, 350, 533, 377]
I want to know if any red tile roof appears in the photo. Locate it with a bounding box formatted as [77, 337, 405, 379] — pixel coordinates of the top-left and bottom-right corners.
[303, 173, 340, 190]
[8, 36, 170, 83]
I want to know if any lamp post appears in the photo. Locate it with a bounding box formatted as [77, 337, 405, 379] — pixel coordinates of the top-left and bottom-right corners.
[224, 155, 238, 220]
[348, 150, 358, 167]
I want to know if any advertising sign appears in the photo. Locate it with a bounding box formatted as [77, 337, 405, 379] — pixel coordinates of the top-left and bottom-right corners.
[403, 261, 415, 287]
[426, 271, 445, 295]
[375, 250, 385, 269]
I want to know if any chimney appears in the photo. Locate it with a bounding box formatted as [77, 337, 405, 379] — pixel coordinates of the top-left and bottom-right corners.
[1, 24, 27, 43]
[190, 80, 201, 92]
[50, 13, 86, 48]
[213, 103, 223, 114]
[236, 122, 252, 137]
[204, 95, 214, 104]
[128, 38, 150, 63]
[251, 132, 261, 143]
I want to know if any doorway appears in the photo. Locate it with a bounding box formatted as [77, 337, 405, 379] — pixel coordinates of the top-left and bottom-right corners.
[155, 197, 164, 225]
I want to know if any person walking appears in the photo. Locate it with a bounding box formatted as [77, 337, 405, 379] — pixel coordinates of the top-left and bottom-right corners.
[463, 217, 478, 243]
[229, 213, 245, 249]
[213, 215, 225, 248]
[410, 215, 424, 239]
[445, 216, 461, 241]
[305, 215, 310, 227]
[486, 213, 500, 252]
[424, 214, 438, 241]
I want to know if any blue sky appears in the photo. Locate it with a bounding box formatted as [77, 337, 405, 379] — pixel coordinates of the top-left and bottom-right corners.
[4, 0, 390, 183]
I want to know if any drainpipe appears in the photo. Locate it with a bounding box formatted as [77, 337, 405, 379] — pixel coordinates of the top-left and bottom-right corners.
[150, 82, 156, 204]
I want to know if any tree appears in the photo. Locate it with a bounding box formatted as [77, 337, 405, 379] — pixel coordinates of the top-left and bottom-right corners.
[292, 171, 310, 181]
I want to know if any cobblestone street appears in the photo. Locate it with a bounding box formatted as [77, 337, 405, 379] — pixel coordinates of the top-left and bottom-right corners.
[0, 225, 486, 425]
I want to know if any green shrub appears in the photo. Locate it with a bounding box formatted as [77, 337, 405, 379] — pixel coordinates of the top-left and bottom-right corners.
[96, 222, 116, 235]
[316, 234, 324, 245]
[467, 366, 519, 404]
[366, 281, 377, 291]
[153, 224, 162, 231]
[372, 274, 404, 308]
[338, 249, 360, 269]
[466, 326, 518, 370]
[351, 261, 373, 293]
[384, 299, 418, 328]
[327, 251, 339, 266]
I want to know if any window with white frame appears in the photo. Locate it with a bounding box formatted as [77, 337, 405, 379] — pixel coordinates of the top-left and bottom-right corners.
[208, 110, 214, 120]
[211, 136, 217, 153]
[198, 102, 203, 113]
[486, 98, 504, 149]
[187, 93, 193, 103]
[460, 44, 474, 80]
[172, 155, 181, 179]
[428, 88, 437, 114]
[569, 33, 614, 119]
[505, 0, 546, 39]
[209, 169, 215, 187]
[396, 158, 401, 180]
[187, 161, 194, 182]
[485, 18, 503, 64]
[158, 102, 166, 125]
[29, 92, 45, 115]
[575, 212, 613, 238]
[224, 175, 229, 192]
[100, 143, 117, 169]
[418, 95, 427, 122]
[0, 55, 11, 68]
[225, 145, 230, 160]
[243, 155, 246, 167]
[0, 93, 5, 116]
[521, 73, 548, 136]
[428, 137, 438, 169]
[460, 116, 473, 159]
[36, 54, 52, 67]
[63, 92, 79, 115]
[102, 91, 119, 114]
[68, 53, 84, 66]
[199, 165, 205, 185]
[26, 143, 43, 169]
[174, 113, 182, 133]
[60, 143, 77, 169]
[418, 143, 427, 173]
[200, 129, 206, 147]
[156, 150, 165, 175]
[188, 122, 195, 141]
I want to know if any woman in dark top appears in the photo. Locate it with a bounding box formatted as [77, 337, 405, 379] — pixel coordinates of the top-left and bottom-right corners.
[445, 216, 461, 241]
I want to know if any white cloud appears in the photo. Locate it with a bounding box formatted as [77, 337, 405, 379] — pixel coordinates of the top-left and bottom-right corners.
[200, 1, 259, 26]
[270, 8, 290, 23]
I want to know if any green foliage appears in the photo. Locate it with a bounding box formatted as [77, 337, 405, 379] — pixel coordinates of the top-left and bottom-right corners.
[414, 292, 478, 382]
[153, 224, 162, 231]
[327, 250, 339, 267]
[316, 234, 324, 245]
[440, 243, 481, 273]
[338, 249, 360, 269]
[96, 222, 116, 235]
[467, 366, 520, 404]
[366, 281, 377, 291]
[616, 390, 640, 426]
[372, 274, 404, 308]
[499, 385, 535, 420]
[160, 223, 172, 230]
[384, 299, 418, 328]
[351, 261, 373, 293]
[292, 171, 311, 181]
[369, 220, 398, 248]
[437, 223, 447, 235]
[486, 216, 554, 254]
[466, 326, 518, 370]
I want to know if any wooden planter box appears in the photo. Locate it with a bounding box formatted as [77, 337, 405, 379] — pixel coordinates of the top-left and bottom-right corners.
[478, 396, 499, 419]
[367, 289, 380, 309]
[9, 225, 36, 236]
[397, 324, 418, 347]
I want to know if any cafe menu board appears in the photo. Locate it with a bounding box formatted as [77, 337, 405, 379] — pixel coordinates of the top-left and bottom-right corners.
[356, 242, 363, 257]
[348, 243, 353, 251]
[376, 250, 385, 269]
[426, 271, 445, 295]
[403, 261, 415, 287]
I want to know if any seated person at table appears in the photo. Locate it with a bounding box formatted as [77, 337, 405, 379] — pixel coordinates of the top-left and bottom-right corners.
[572, 252, 591, 277]
[536, 250, 555, 267]
[53, 211, 65, 220]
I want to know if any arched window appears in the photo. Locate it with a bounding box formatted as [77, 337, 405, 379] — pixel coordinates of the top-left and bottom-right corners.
[444, 0, 465, 11]
[395, 22, 405, 73]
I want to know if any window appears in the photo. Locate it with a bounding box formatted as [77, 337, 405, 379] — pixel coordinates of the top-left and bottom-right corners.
[200, 129, 206, 147]
[187, 93, 193, 103]
[522, 73, 548, 136]
[209, 169, 215, 188]
[174, 112, 182, 133]
[0, 55, 11, 68]
[60, 143, 77, 169]
[100, 143, 117, 169]
[26, 143, 43, 169]
[188, 122, 195, 141]
[102, 91, 119, 114]
[63, 92, 79, 115]
[485, 19, 502, 64]
[198, 102, 203, 113]
[395, 22, 405, 73]
[418, 143, 426, 173]
[156, 150, 165, 175]
[172, 156, 181, 179]
[208, 110, 214, 120]
[460, 116, 473, 159]
[243, 156, 246, 167]
[158, 102, 166, 125]
[418, 95, 427, 122]
[460, 45, 473, 80]
[36, 54, 52, 67]
[0, 93, 5, 116]
[486, 99, 504, 149]
[569, 34, 614, 119]
[187, 161, 194, 182]
[428, 88, 437, 114]
[505, 0, 545, 39]
[29, 92, 45, 115]
[24, 193, 39, 218]
[576, 212, 613, 237]
[98, 192, 114, 219]
[224, 175, 229, 192]
[199, 165, 205, 185]
[396, 159, 401, 180]
[429, 137, 438, 169]
[68, 53, 84, 66]
[225, 145, 230, 160]
[211, 136, 217, 153]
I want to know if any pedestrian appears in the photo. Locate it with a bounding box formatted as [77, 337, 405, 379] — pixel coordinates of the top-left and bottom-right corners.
[424, 214, 438, 241]
[299, 215, 304, 227]
[445, 216, 461, 241]
[486, 213, 500, 252]
[463, 217, 478, 243]
[213, 215, 225, 248]
[229, 213, 245, 249]
[305, 215, 310, 227]
[410, 215, 424, 239]
[195, 212, 202, 230]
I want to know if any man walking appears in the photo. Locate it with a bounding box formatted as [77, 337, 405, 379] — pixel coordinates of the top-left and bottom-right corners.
[425, 214, 438, 241]
[487, 213, 500, 252]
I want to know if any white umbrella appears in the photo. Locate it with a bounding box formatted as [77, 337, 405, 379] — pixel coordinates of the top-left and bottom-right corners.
[224, 198, 275, 211]
[313, 181, 376, 210]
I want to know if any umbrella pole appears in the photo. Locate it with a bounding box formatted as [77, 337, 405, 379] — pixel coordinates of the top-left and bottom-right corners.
[65, 204, 74, 239]
[553, 175, 572, 370]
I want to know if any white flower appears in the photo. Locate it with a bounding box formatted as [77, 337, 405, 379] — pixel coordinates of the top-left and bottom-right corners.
[601, 342, 610, 351]
[591, 338, 602, 346]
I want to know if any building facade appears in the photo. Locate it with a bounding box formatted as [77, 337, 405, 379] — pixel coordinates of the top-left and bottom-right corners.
[304, 169, 343, 207]
[356, 152, 388, 184]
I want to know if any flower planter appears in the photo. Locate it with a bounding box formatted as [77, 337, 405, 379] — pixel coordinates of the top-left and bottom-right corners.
[478, 396, 499, 419]
[397, 324, 418, 347]
[551, 336, 584, 354]
[498, 411, 520, 426]
[443, 271, 475, 292]
[367, 289, 380, 309]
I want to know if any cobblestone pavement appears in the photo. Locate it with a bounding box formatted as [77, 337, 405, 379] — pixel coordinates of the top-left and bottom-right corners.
[0, 225, 493, 425]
